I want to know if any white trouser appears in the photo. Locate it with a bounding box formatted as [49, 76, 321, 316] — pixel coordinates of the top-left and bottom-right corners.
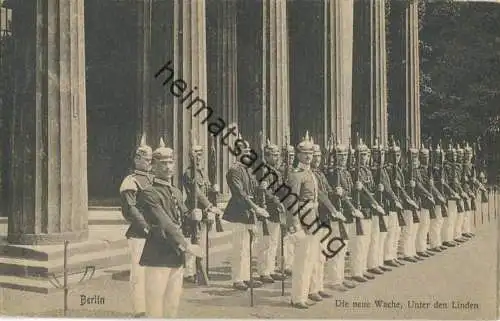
[368, 216, 385, 269]
[429, 206, 444, 248]
[350, 218, 372, 277]
[454, 200, 466, 238]
[145, 266, 184, 318]
[463, 201, 473, 233]
[128, 238, 146, 314]
[290, 232, 316, 303]
[442, 200, 457, 242]
[231, 222, 263, 282]
[328, 222, 349, 285]
[283, 234, 295, 270]
[185, 224, 207, 276]
[416, 208, 431, 253]
[401, 210, 418, 257]
[309, 231, 324, 294]
[258, 221, 281, 276]
[384, 212, 399, 261]
[481, 199, 488, 224]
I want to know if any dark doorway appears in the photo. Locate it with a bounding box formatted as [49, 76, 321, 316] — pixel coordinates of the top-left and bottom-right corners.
[85, 1, 139, 206]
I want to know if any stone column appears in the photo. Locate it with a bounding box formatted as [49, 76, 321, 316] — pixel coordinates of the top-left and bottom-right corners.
[352, 0, 388, 146]
[137, 0, 152, 142]
[8, 0, 88, 245]
[172, 0, 208, 180]
[324, 0, 354, 145]
[211, 0, 238, 195]
[389, 0, 420, 149]
[262, 0, 290, 147]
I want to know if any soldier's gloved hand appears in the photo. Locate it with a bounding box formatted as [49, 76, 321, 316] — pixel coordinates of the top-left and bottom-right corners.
[409, 180, 416, 188]
[395, 200, 403, 210]
[213, 183, 220, 193]
[186, 244, 204, 258]
[461, 192, 469, 199]
[255, 207, 270, 218]
[408, 199, 418, 209]
[332, 211, 346, 222]
[438, 195, 446, 204]
[277, 203, 286, 214]
[353, 209, 364, 218]
[377, 183, 384, 192]
[428, 196, 435, 205]
[372, 204, 385, 216]
[395, 179, 401, 188]
[453, 192, 460, 200]
[191, 208, 203, 221]
[209, 206, 224, 217]
[206, 210, 216, 222]
[355, 181, 363, 191]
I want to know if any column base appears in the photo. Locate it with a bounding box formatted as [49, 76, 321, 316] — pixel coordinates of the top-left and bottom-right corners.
[7, 229, 89, 246]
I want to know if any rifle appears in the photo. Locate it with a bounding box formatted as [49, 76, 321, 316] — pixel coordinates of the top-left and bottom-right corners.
[427, 143, 437, 220]
[352, 133, 364, 235]
[190, 131, 209, 286]
[437, 141, 448, 218]
[390, 136, 406, 227]
[374, 139, 388, 233]
[248, 204, 257, 307]
[258, 131, 270, 236]
[330, 135, 348, 240]
[407, 146, 420, 224]
[279, 134, 289, 296]
[208, 135, 224, 232]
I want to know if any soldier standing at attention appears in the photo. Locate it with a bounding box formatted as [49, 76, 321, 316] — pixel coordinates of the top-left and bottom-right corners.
[453, 144, 470, 243]
[370, 140, 403, 272]
[182, 142, 224, 283]
[223, 136, 269, 291]
[119, 134, 153, 318]
[137, 138, 203, 318]
[328, 141, 363, 291]
[462, 142, 481, 238]
[281, 144, 295, 276]
[283, 132, 319, 309]
[255, 140, 286, 283]
[385, 139, 418, 265]
[428, 142, 454, 252]
[308, 141, 344, 301]
[442, 144, 462, 247]
[415, 144, 440, 258]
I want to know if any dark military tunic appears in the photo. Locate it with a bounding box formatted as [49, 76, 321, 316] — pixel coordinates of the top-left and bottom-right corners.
[406, 166, 434, 208]
[224, 162, 259, 224]
[256, 163, 285, 223]
[182, 166, 214, 211]
[444, 161, 467, 212]
[418, 166, 446, 209]
[120, 170, 154, 239]
[137, 178, 190, 268]
[433, 165, 457, 200]
[372, 165, 401, 212]
[284, 166, 319, 230]
[312, 168, 338, 225]
[386, 163, 416, 210]
[328, 167, 357, 223]
[356, 166, 379, 219]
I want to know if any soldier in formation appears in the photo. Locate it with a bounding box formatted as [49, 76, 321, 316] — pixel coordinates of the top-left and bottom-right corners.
[119, 134, 153, 318]
[117, 132, 495, 314]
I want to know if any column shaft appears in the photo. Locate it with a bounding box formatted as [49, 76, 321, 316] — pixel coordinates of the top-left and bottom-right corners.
[325, 0, 354, 145]
[352, 0, 388, 146]
[9, 0, 88, 245]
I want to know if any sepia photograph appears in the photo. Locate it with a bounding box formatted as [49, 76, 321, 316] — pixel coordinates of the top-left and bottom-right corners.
[0, 0, 499, 319]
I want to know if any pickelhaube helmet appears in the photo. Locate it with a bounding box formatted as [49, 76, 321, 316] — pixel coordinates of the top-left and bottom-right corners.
[356, 137, 369, 154]
[191, 136, 203, 155]
[311, 137, 321, 156]
[456, 143, 464, 163]
[409, 147, 419, 159]
[136, 133, 153, 159]
[153, 137, 174, 160]
[388, 135, 401, 154]
[419, 142, 429, 156]
[464, 141, 473, 160]
[264, 138, 280, 155]
[296, 131, 314, 153]
[335, 138, 348, 154]
[371, 137, 385, 155]
[433, 140, 444, 164]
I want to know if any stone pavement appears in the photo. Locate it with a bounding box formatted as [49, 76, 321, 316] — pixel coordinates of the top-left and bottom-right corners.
[1, 218, 497, 319]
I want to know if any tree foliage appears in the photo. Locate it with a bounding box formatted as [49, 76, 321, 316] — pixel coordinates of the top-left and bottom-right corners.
[419, 0, 500, 179]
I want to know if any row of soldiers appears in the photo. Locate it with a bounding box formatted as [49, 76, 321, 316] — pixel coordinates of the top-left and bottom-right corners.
[119, 131, 491, 316]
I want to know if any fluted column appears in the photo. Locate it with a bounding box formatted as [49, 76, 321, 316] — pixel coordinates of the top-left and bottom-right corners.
[352, 0, 388, 146]
[210, 0, 237, 195]
[324, 0, 354, 145]
[389, 0, 420, 149]
[8, 0, 88, 244]
[262, 0, 290, 147]
[137, 0, 152, 143]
